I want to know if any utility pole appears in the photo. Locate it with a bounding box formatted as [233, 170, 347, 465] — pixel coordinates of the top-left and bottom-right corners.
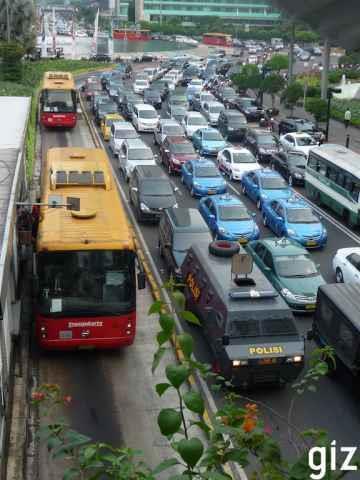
[288, 22, 295, 84]
[321, 38, 330, 100]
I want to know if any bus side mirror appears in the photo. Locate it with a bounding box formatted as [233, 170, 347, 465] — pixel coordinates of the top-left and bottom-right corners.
[137, 271, 146, 290]
[307, 330, 314, 341]
[222, 335, 230, 346]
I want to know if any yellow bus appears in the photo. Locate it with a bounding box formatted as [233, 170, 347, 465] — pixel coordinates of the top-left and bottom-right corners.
[39, 71, 77, 128]
[35, 147, 144, 350]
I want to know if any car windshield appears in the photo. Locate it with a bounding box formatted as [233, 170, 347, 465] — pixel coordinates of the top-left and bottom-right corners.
[146, 91, 160, 98]
[219, 205, 250, 221]
[228, 116, 246, 127]
[195, 166, 220, 177]
[203, 131, 223, 141]
[164, 125, 183, 136]
[100, 104, 117, 113]
[241, 99, 257, 108]
[172, 106, 186, 115]
[172, 143, 195, 154]
[142, 180, 173, 196]
[191, 80, 202, 86]
[288, 153, 307, 168]
[37, 250, 135, 317]
[286, 208, 319, 224]
[136, 80, 148, 86]
[128, 148, 153, 160]
[189, 117, 207, 126]
[230, 316, 298, 338]
[296, 136, 317, 146]
[171, 97, 187, 105]
[261, 176, 287, 189]
[209, 105, 224, 114]
[139, 110, 157, 119]
[115, 129, 138, 139]
[275, 255, 318, 278]
[173, 232, 212, 252]
[258, 135, 277, 145]
[232, 152, 256, 163]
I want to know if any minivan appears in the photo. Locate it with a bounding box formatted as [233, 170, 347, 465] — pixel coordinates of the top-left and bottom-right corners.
[109, 121, 139, 157]
[132, 104, 159, 132]
[129, 165, 177, 222]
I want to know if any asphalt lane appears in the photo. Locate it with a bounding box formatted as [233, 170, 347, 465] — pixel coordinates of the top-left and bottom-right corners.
[82, 70, 360, 471]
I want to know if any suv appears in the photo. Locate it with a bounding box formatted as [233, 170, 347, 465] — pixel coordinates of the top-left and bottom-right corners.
[132, 103, 159, 132]
[218, 109, 247, 141]
[243, 128, 281, 163]
[119, 138, 157, 181]
[129, 165, 177, 222]
[159, 207, 212, 278]
[160, 136, 198, 174]
[278, 117, 322, 141]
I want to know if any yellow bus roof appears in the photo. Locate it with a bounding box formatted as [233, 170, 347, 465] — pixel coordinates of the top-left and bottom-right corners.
[203, 33, 232, 38]
[37, 147, 134, 252]
[42, 71, 76, 91]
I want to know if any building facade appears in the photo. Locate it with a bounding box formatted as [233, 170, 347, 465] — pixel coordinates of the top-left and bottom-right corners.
[142, 0, 280, 26]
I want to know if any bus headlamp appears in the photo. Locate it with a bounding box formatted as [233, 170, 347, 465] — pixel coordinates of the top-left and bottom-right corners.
[286, 356, 303, 363]
[232, 360, 248, 367]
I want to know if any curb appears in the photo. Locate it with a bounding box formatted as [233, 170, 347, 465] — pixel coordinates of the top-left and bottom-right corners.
[79, 94, 247, 480]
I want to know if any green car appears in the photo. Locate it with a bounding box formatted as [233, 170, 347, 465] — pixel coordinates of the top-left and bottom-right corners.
[246, 238, 326, 313]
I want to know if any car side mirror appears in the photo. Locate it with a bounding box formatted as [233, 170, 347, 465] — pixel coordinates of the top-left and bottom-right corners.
[137, 271, 146, 290]
[222, 335, 230, 346]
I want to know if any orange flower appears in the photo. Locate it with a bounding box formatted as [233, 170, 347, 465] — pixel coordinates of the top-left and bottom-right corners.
[63, 395, 72, 406]
[242, 417, 257, 433]
[31, 391, 45, 401]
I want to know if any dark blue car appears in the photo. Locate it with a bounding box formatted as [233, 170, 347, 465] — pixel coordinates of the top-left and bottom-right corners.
[198, 194, 259, 243]
[241, 169, 293, 210]
[262, 197, 327, 248]
[181, 159, 227, 197]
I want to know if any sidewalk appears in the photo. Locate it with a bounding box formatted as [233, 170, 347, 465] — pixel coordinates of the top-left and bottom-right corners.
[262, 93, 360, 153]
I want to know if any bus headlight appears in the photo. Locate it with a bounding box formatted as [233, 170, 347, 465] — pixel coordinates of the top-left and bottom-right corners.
[232, 360, 248, 367]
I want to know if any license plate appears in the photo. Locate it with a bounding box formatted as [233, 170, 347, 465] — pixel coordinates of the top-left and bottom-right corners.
[208, 190, 216, 194]
[238, 238, 247, 244]
[305, 304, 316, 310]
[59, 330, 72, 339]
[306, 240, 317, 246]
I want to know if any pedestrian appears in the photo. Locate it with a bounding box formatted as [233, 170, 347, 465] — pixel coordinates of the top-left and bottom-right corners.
[344, 108, 351, 128]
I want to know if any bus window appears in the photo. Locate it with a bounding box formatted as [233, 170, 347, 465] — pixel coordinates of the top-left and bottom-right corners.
[308, 155, 318, 170]
[318, 160, 327, 176]
[327, 167, 338, 182]
[338, 321, 356, 363]
[351, 183, 360, 202]
[337, 172, 345, 188]
[344, 175, 353, 193]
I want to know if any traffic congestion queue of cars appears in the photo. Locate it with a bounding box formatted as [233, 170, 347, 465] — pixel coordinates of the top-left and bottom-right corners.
[82, 57, 360, 386]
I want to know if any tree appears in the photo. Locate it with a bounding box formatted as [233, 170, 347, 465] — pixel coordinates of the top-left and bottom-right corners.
[281, 82, 304, 114]
[265, 54, 289, 72]
[0, 41, 25, 81]
[262, 73, 285, 108]
[305, 97, 328, 124]
[231, 64, 262, 95]
[0, 0, 35, 48]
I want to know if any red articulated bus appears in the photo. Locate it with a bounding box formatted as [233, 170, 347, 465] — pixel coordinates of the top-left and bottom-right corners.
[203, 33, 233, 48]
[39, 72, 77, 128]
[35, 147, 145, 350]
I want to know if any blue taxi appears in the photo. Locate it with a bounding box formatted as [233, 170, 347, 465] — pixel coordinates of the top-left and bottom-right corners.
[198, 193, 259, 243]
[191, 127, 228, 156]
[262, 197, 327, 248]
[241, 169, 293, 210]
[181, 159, 227, 197]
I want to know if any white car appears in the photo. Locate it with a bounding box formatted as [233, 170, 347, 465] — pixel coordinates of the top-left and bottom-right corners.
[132, 103, 159, 132]
[181, 112, 208, 138]
[143, 67, 157, 82]
[332, 248, 360, 283]
[280, 132, 318, 157]
[133, 79, 149, 94]
[217, 147, 261, 181]
[109, 121, 139, 157]
[119, 138, 157, 181]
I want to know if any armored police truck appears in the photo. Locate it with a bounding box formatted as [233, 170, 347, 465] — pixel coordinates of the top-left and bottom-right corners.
[181, 241, 304, 387]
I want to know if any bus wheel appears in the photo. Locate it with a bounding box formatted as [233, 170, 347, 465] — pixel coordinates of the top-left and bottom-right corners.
[335, 268, 344, 283]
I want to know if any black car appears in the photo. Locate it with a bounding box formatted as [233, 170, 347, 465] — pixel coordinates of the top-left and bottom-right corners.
[181, 66, 202, 86]
[243, 128, 282, 163]
[144, 88, 162, 109]
[158, 207, 212, 278]
[95, 101, 118, 125]
[122, 94, 143, 120]
[234, 97, 265, 121]
[151, 80, 170, 99]
[129, 165, 177, 222]
[218, 109, 247, 141]
[117, 87, 133, 108]
[278, 116, 323, 141]
[217, 86, 237, 106]
[270, 150, 307, 186]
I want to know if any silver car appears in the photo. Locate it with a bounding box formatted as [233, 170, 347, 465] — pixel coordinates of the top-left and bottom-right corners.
[201, 101, 225, 127]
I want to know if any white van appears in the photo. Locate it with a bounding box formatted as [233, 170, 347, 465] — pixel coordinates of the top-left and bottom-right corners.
[132, 103, 159, 132]
[143, 67, 157, 82]
[109, 121, 139, 157]
[119, 138, 157, 181]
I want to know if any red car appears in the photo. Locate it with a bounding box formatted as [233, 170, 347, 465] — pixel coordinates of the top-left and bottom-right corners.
[160, 136, 199, 174]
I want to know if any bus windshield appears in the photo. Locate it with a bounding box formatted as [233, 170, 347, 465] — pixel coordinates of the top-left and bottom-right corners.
[42, 89, 76, 113]
[37, 250, 135, 317]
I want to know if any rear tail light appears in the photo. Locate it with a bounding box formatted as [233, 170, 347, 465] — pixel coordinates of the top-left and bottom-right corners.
[40, 326, 47, 339]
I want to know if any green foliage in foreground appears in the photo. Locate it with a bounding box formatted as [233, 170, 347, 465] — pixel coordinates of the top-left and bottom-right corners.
[331, 99, 360, 127]
[32, 283, 360, 479]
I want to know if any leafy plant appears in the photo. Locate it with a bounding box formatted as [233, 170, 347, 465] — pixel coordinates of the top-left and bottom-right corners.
[262, 73, 285, 108]
[231, 64, 262, 94]
[280, 82, 304, 113]
[305, 97, 328, 123]
[265, 54, 289, 72]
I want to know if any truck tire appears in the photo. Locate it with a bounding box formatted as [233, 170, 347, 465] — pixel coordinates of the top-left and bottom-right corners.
[209, 240, 240, 258]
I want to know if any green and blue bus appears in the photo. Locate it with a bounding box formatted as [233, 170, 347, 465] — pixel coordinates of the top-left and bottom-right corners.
[305, 144, 360, 227]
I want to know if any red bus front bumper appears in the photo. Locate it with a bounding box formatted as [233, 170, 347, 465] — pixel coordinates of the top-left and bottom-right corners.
[41, 112, 77, 128]
[36, 312, 136, 350]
